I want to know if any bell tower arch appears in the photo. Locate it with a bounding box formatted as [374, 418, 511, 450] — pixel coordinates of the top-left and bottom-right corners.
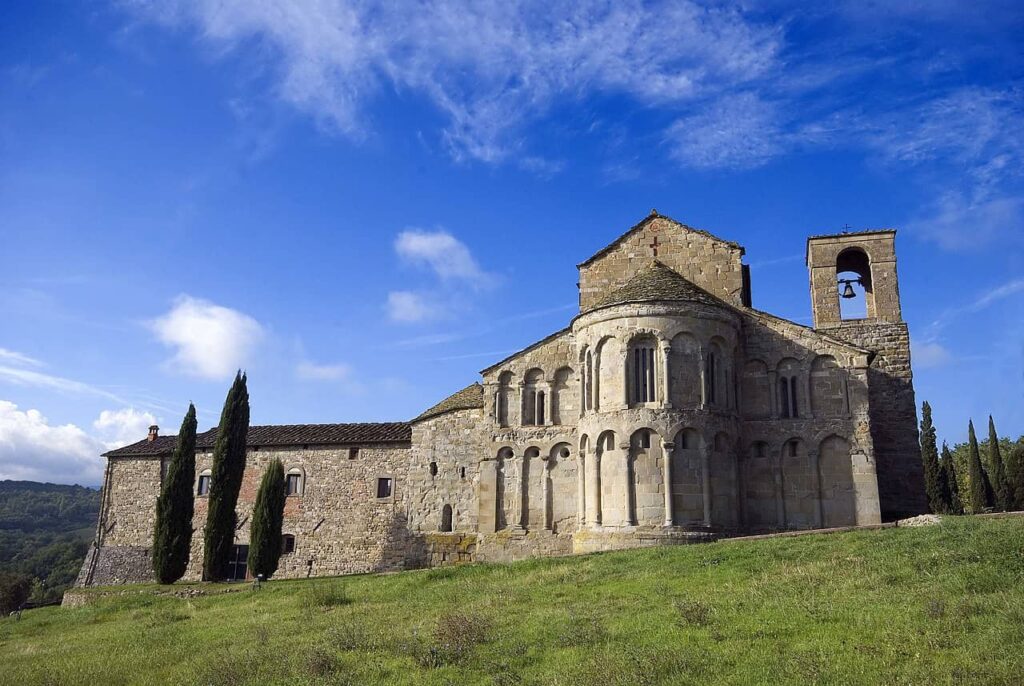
[807, 230, 902, 328]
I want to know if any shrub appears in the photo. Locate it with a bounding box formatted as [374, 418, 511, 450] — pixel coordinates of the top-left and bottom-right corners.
[0, 572, 33, 615]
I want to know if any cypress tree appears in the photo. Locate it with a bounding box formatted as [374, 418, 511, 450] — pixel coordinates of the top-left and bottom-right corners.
[987, 416, 1009, 511]
[1006, 440, 1024, 511]
[966, 420, 991, 513]
[248, 459, 286, 579]
[919, 402, 945, 513]
[203, 372, 250, 581]
[941, 442, 963, 515]
[152, 404, 198, 584]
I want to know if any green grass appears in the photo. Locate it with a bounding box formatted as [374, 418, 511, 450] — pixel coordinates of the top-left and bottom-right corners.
[2, 516, 1023, 685]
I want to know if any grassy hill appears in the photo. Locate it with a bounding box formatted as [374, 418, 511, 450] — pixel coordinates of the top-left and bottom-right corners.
[2, 516, 1023, 685]
[0, 481, 100, 603]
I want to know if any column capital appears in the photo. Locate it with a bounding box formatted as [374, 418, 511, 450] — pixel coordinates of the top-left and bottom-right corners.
[661, 441, 676, 451]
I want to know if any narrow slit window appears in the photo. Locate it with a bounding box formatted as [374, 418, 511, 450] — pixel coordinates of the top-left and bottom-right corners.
[789, 377, 798, 418]
[779, 378, 791, 419]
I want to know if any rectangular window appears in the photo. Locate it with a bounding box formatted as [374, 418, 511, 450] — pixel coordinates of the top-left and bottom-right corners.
[348, 447, 359, 460]
[789, 377, 799, 418]
[286, 473, 301, 496]
[282, 535, 296, 554]
[376, 477, 393, 499]
[197, 474, 211, 496]
[779, 379, 790, 419]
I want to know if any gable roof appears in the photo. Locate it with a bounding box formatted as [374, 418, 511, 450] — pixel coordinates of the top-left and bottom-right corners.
[587, 260, 731, 311]
[577, 210, 743, 269]
[413, 383, 485, 423]
[479, 327, 572, 375]
[103, 422, 412, 458]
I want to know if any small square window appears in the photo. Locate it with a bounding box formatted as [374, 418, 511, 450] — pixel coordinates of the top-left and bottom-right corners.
[197, 474, 211, 497]
[282, 534, 296, 555]
[376, 477, 393, 499]
[349, 447, 359, 460]
[286, 473, 302, 496]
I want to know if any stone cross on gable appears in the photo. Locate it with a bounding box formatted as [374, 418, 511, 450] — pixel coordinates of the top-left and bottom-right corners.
[649, 235, 660, 257]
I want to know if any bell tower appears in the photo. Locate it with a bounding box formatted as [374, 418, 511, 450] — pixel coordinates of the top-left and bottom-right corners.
[806, 229, 925, 520]
[807, 229, 902, 328]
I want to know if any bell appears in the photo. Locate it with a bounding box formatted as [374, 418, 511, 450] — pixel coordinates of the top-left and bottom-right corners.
[840, 281, 856, 299]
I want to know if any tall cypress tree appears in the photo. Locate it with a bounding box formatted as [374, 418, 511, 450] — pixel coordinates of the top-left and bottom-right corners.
[248, 459, 286, 579]
[987, 416, 1009, 511]
[919, 402, 945, 513]
[941, 443, 963, 515]
[203, 372, 250, 581]
[966, 420, 991, 513]
[1006, 440, 1024, 511]
[152, 404, 198, 584]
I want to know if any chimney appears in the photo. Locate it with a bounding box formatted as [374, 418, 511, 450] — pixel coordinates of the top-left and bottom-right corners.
[147, 425, 159, 442]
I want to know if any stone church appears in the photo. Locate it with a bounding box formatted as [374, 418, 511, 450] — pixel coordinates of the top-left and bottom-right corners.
[78, 212, 925, 586]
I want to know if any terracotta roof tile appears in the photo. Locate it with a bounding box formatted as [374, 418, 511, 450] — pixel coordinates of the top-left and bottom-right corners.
[587, 260, 730, 311]
[413, 383, 485, 422]
[103, 422, 411, 457]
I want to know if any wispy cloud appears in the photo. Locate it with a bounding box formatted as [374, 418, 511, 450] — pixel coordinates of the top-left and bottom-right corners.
[148, 295, 264, 379]
[923, 277, 1024, 342]
[123, 1, 780, 165]
[386, 291, 445, 324]
[296, 360, 351, 381]
[0, 347, 44, 368]
[395, 229, 492, 285]
[0, 365, 127, 404]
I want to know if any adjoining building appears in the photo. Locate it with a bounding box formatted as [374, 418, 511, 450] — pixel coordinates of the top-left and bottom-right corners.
[77, 212, 926, 586]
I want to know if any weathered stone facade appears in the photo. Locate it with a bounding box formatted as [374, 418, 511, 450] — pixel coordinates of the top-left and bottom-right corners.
[77, 212, 925, 589]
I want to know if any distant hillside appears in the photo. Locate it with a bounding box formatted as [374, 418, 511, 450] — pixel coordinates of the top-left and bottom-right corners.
[0, 480, 100, 603]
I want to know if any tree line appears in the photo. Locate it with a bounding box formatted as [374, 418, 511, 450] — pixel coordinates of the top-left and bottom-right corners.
[152, 371, 287, 584]
[920, 401, 1024, 515]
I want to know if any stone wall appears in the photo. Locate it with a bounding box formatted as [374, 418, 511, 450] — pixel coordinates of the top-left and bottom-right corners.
[408, 408, 486, 533]
[827, 321, 925, 520]
[578, 215, 745, 311]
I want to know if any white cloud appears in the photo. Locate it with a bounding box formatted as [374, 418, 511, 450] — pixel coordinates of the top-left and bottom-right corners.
[395, 229, 489, 283]
[906, 193, 1024, 252]
[148, 295, 264, 380]
[123, 1, 780, 163]
[912, 341, 953, 369]
[0, 400, 106, 485]
[0, 365, 126, 403]
[0, 347, 43, 367]
[386, 291, 442, 323]
[296, 361, 351, 381]
[93, 407, 158, 449]
[666, 93, 784, 170]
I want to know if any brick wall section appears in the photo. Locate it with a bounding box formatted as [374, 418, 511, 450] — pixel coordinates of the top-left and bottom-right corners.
[578, 216, 745, 311]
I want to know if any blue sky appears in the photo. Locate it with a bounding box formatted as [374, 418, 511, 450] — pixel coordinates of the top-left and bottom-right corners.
[1, 0, 1022, 486]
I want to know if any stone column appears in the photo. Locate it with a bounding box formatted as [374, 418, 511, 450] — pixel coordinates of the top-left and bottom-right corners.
[541, 457, 551, 530]
[660, 341, 672, 408]
[540, 382, 553, 426]
[577, 450, 587, 525]
[586, 448, 602, 526]
[701, 443, 713, 526]
[698, 348, 707, 410]
[662, 442, 675, 527]
[802, 372, 813, 419]
[810, 449, 824, 528]
[510, 452, 526, 532]
[773, 455, 786, 528]
[622, 442, 635, 526]
[619, 347, 630, 409]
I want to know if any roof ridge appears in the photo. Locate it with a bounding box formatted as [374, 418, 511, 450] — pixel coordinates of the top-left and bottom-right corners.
[576, 211, 744, 269]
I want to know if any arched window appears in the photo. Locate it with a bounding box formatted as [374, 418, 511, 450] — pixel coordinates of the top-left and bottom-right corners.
[285, 468, 304, 496]
[551, 366, 574, 425]
[836, 248, 874, 320]
[460, 466, 466, 480]
[637, 429, 651, 449]
[777, 359, 800, 418]
[440, 504, 454, 532]
[496, 371, 513, 427]
[282, 534, 296, 555]
[523, 369, 545, 426]
[629, 336, 657, 405]
[197, 469, 212, 497]
[585, 351, 594, 411]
